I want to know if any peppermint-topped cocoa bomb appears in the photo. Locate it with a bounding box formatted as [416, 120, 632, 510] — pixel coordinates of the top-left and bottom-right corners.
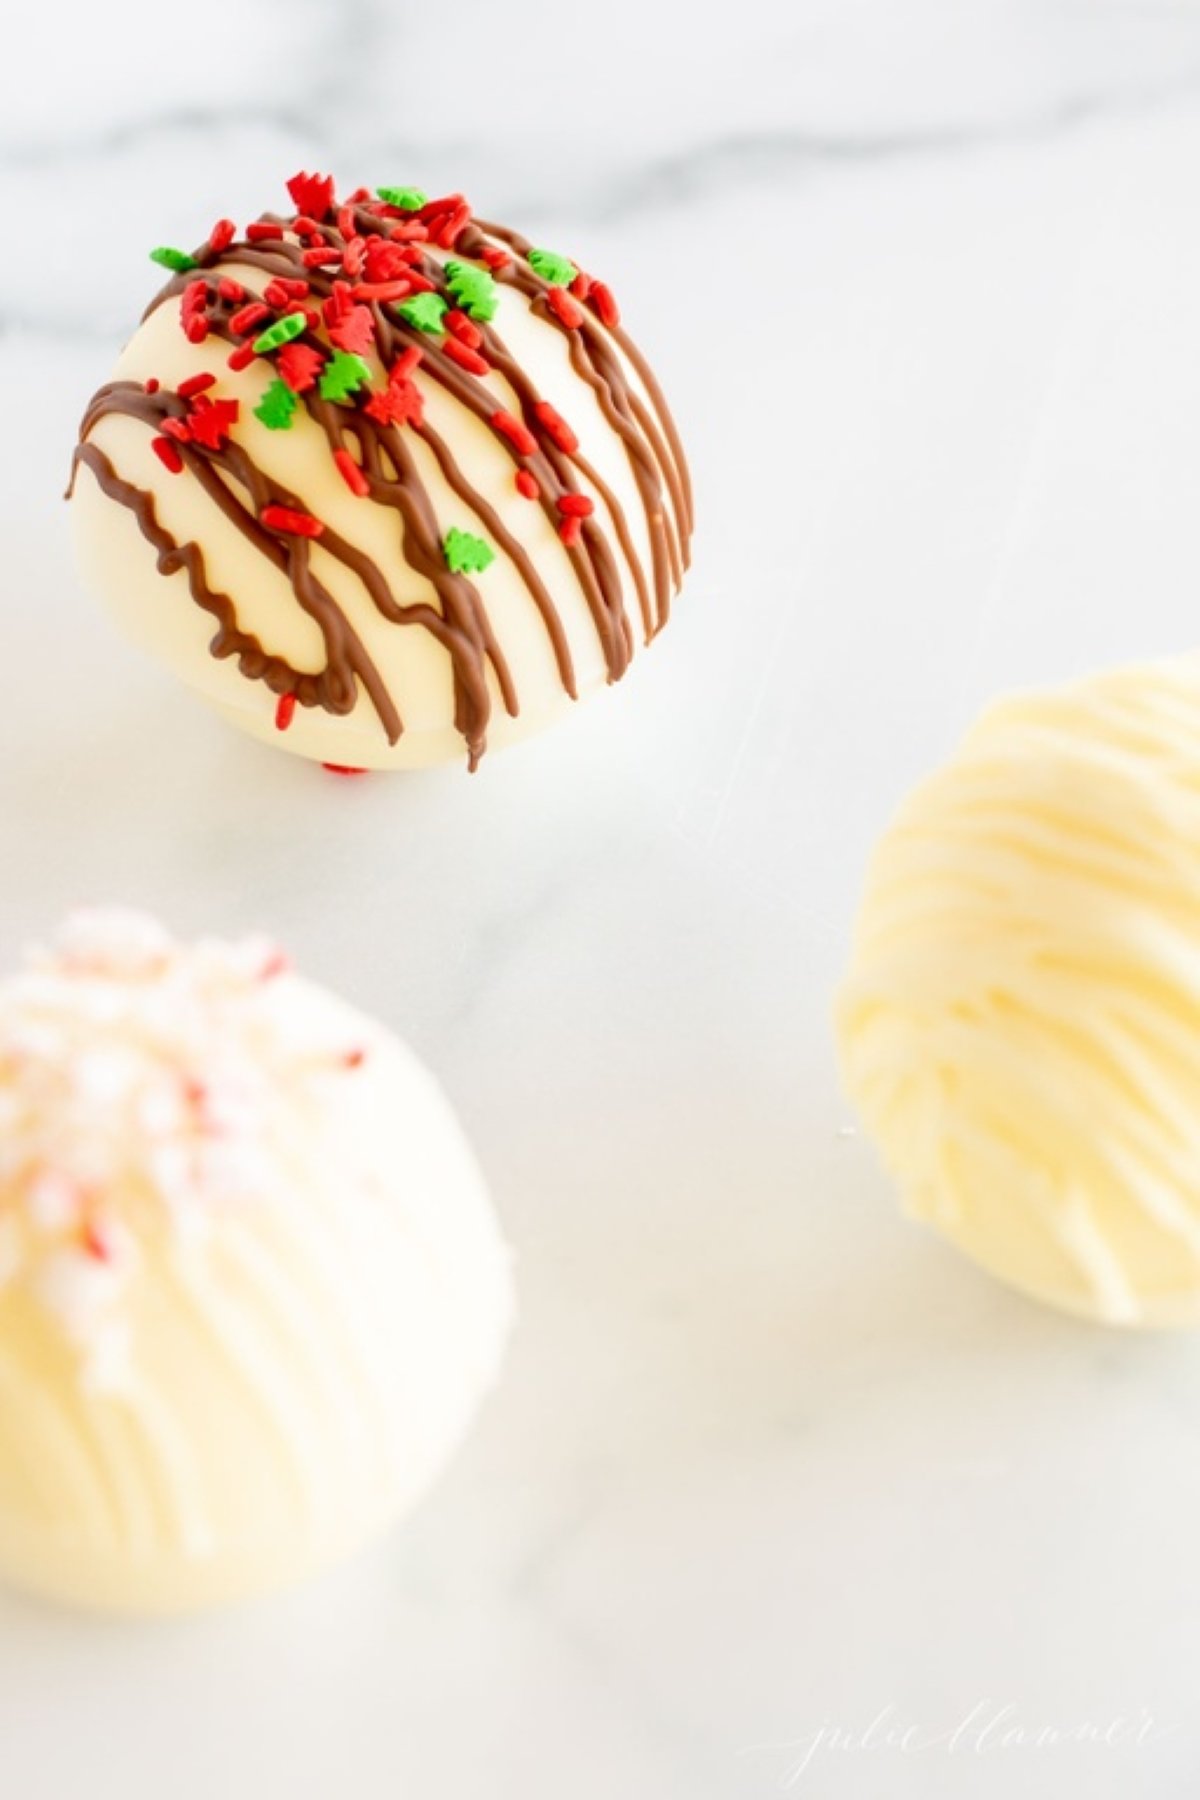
[69, 174, 693, 770]
[0, 908, 513, 1612]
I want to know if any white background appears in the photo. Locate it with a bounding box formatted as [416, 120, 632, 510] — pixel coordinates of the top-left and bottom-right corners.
[5, 3, 1200, 1795]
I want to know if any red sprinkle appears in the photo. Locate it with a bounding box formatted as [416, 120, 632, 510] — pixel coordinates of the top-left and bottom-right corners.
[292, 215, 326, 241]
[443, 337, 490, 376]
[227, 341, 257, 372]
[547, 287, 584, 329]
[277, 341, 324, 393]
[323, 280, 354, 325]
[445, 309, 483, 349]
[337, 204, 356, 240]
[263, 279, 291, 308]
[329, 304, 375, 354]
[364, 239, 412, 282]
[303, 245, 341, 268]
[229, 301, 271, 336]
[208, 218, 236, 254]
[342, 236, 367, 278]
[287, 172, 335, 220]
[352, 279, 412, 302]
[275, 693, 297, 731]
[185, 394, 239, 450]
[247, 221, 284, 243]
[394, 345, 423, 380]
[437, 211, 467, 250]
[365, 375, 423, 429]
[82, 1221, 113, 1264]
[151, 435, 184, 474]
[334, 448, 370, 496]
[261, 505, 324, 539]
[323, 764, 369, 776]
[388, 220, 429, 243]
[402, 269, 436, 294]
[160, 417, 191, 443]
[217, 276, 246, 303]
[534, 400, 579, 454]
[184, 315, 209, 344]
[515, 469, 539, 500]
[570, 271, 593, 300]
[590, 282, 620, 329]
[176, 371, 216, 399]
[180, 278, 208, 315]
[420, 192, 464, 217]
[557, 492, 595, 518]
[144, 377, 160, 394]
[559, 516, 583, 548]
[444, 209, 472, 247]
[430, 200, 470, 248]
[480, 246, 511, 270]
[490, 409, 538, 457]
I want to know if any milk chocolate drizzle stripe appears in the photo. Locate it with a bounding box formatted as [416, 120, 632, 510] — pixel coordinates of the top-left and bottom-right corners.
[172, 228, 647, 681]
[72, 384, 489, 755]
[71, 197, 693, 764]
[175, 212, 667, 696]
[415, 419, 578, 700]
[248, 214, 679, 652]
[191, 216, 666, 671]
[467, 221, 684, 634]
[473, 219, 694, 554]
[73, 373, 502, 765]
[248, 208, 689, 656]
[70, 439, 397, 728]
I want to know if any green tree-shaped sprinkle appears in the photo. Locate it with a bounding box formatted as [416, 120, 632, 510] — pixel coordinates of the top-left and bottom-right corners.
[528, 248, 577, 286]
[397, 293, 448, 334]
[377, 186, 428, 211]
[319, 352, 373, 403]
[443, 527, 495, 575]
[444, 260, 499, 322]
[254, 378, 299, 430]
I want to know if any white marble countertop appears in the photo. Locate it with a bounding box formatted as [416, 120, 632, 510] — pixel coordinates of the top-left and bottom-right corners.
[6, 3, 1200, 1795]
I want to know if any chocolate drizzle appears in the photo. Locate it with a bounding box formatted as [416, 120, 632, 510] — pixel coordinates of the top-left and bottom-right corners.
[69, 184, 692, 767]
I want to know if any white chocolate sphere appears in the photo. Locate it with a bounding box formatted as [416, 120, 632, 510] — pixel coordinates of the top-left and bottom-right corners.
[70, 180, 692, 770]
[838, 658, 1200, 1328]
[0, 910, 513, 1612]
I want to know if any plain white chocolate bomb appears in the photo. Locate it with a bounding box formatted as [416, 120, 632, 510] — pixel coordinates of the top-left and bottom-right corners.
[0, 909, 513, 1612]
[838, 657, 1200, 1328]
[70, 178, 692, 770]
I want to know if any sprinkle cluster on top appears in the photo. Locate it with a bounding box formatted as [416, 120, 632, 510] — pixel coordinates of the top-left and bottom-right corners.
[145, 173, 621, 586]
[0, 909, 369, 1384]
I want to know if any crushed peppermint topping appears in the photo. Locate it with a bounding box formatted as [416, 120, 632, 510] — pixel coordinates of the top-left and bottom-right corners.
[0, 910, 372, 1386]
